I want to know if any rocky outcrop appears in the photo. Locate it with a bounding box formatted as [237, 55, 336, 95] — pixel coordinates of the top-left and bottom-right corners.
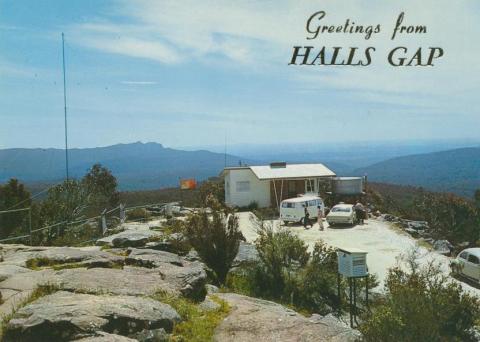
[4, 291, 180, 341]
[213, 293, 359, 342]
[433, 240, 454, 255]
[75, 332, 138, 341]
[96, 230, 161, 248]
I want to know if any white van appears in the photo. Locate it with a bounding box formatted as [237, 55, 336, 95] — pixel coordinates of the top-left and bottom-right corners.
[280, 195, 324, 224]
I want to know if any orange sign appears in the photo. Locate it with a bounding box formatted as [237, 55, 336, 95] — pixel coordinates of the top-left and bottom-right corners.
[180, 178, 196, 190]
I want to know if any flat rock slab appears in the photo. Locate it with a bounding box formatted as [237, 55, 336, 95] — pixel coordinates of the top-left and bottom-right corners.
[213, 293, 359, 342]
[0, 265, 31, 282]
[50, 267, 176, 297]
[4, 291, 180, 341]
[96, 230, 161, 248]
[1, 246, 123, 269]
[76, 332, 138, 341]
[28, 247, 124, 268]
[0, 269, 54, 292]
[126, 248, 183, 267]
[49, 263, 206, 299]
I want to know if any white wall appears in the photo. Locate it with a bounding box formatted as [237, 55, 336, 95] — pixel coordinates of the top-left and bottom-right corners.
[225, 169, 270, 207]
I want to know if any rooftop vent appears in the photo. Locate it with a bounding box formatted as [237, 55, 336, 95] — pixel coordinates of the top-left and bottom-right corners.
[270, 162, 287, 168]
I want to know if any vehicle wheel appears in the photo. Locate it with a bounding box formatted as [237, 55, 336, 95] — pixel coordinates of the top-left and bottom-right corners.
[283, 221, 289, 226]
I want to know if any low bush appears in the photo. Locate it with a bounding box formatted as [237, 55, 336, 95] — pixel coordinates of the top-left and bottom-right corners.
[359, 249, 480, 341]
[228, 224, 352, 316]
[126, 208, 151, 221]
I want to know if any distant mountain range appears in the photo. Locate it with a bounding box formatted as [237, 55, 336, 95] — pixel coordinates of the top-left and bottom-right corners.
[0, 142, 249, 190]
[1, 143, 479, 197]
[355, 147, 480, 198]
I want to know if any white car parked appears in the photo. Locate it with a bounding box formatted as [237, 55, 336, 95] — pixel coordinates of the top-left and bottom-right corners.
[326, 203, 356, 226]
[451, 248, 480, 283]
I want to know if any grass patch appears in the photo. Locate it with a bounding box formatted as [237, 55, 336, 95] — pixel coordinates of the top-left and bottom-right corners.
[151, 292, 230, 342]
[25, 257, 57, 270]
[0, 284, 59, 338]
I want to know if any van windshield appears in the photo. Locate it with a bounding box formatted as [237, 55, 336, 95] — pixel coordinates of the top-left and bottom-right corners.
[282, 202, 295, 208]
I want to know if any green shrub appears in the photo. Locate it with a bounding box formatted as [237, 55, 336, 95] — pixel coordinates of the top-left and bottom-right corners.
[359, 250, 480, 341]
[185, 209, 243, 285]
[250, 224, 309, 301]
[296, 242, 344, 315]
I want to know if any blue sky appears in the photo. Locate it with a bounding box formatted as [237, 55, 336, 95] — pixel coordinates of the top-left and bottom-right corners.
[0, 0, 479, 149]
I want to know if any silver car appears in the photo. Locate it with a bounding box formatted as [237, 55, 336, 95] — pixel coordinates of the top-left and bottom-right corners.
[326, 204, 356, 226]
[451, 248, 480, 283]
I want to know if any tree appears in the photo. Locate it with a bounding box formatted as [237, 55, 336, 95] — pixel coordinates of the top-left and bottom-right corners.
[40, 179, 89, 238]
[360, 249, 480, 341]
[185, 207, 243, 285]
[413, 191, 479, 244]
[0, 179, 31, 238]
[82, 163, 119, 211]
[198, 180, 225, 206]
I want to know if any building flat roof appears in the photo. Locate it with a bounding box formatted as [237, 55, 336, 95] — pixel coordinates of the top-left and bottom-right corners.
[249, 163, 335, 180]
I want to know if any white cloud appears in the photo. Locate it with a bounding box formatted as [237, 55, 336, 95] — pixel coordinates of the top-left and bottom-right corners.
[120, 81, 157, 85]
[66, 1, 479, 118]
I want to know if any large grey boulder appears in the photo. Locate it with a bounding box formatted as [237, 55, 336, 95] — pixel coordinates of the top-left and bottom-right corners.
[213, 293, 359, 342]
[4, 291, 181, 341]
[96, 230, 161, 248]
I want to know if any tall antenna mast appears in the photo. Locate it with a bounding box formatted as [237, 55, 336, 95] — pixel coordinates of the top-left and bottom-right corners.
[62, 32, 69, 181]
[224, 133, 227, 168]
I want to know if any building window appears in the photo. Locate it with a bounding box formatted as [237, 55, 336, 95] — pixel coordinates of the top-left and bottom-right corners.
[226, 181, 230, 196]
[236, 181, 250, 192]
[305, 179, 315, 193]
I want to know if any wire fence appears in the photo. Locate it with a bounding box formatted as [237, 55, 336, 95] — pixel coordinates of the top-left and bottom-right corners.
[0, 201, 178, 246]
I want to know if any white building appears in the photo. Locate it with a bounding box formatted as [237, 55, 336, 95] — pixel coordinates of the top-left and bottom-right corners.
[221, 162, 336, 208]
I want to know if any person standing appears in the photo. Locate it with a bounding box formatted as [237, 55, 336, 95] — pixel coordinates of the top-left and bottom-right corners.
[303, 204, 311, 229]
[354, 201, 366, 224]
[317, 205, 324, 230]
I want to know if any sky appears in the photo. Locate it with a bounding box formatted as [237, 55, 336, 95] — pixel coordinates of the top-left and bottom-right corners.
[0, 0, 479, 150]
